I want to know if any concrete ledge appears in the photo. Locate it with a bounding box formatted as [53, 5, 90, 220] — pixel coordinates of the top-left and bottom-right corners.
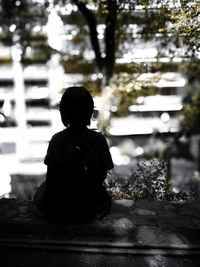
[1, 198, 200, 267]
[1, 198, 200, 247]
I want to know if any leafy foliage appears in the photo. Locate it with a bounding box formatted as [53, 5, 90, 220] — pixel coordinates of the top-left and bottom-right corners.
[181, 89, 200, 134]
[105, 158, 199, 201]
[0, 0, 52, 61]
[171, 0, 200, 57]
[108, 72, 161, 116]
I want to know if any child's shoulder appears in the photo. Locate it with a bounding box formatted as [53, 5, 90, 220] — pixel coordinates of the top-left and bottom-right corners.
[51, 127, 105, 142]
[86, 129, 109, 147]
[50, 128, 68, 141]
[87, 128, 104, 137]
[86, 128, 108, 142]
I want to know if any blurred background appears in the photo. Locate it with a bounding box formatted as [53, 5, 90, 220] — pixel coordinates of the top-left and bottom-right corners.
[0, 0, 200, 199]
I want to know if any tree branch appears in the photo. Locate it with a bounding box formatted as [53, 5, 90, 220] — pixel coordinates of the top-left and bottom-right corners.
[72, 0, 103, 71]
[104, 0, 117, 83]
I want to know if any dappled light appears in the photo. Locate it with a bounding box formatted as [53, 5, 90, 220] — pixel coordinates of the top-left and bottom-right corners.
[0, 0, 199, 203]
[0, 3, 200, 267]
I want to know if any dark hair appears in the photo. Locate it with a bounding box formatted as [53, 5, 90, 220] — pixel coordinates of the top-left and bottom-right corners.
[59, 86, 94, 127]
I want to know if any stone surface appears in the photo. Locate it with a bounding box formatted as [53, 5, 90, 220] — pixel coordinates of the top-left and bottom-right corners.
[0, 198, 200, 244]
[1, 198, 200, 266]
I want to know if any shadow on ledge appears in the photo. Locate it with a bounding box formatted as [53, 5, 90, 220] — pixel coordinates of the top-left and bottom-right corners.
[1, 198, 200, 266]
[0, 198, 200, 245]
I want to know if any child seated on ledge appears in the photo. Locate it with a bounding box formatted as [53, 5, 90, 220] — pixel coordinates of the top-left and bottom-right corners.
[34, 86, 114, 223]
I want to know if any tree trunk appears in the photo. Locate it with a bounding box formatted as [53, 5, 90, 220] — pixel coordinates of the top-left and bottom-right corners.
[104, 0, 117, 85]
[72, 0, 118, 131]
[72, 0, 103, 71]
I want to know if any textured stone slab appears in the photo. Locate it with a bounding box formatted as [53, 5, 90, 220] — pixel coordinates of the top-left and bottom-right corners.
[0, 198, 200, 247]
[132, 208, 156, 216]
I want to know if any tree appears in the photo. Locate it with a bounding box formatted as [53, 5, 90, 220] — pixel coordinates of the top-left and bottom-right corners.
[54, 1, 198, 94]
[54, 0, 119, 86]
[0, 0, 50, 56]
[1, 0, 200, 122]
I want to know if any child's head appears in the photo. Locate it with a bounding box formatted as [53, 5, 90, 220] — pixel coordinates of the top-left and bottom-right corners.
[59, 86, 94, 127]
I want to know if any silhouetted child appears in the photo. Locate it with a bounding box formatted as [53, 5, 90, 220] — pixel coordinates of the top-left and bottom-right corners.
[34, 86, 114, 223]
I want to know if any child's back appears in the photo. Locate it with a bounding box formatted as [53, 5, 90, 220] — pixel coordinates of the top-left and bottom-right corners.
[34, 87, 113, 222]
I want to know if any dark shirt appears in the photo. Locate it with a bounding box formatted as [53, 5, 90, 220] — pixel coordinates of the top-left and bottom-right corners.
[44, 126, 113, 171]
[43, 126, 114, 211]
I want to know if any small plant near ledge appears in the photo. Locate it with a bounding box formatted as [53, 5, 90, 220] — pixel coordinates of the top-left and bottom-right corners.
[105, 158, 191, 201]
